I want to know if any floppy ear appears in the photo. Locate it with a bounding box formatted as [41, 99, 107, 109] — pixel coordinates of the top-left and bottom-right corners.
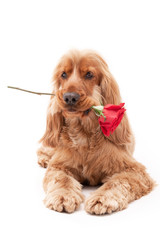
[40, 96, 63, 147]
[99, 57, 134, 151]
[109, 113, 135, 154]
[100, 63, 121, 105]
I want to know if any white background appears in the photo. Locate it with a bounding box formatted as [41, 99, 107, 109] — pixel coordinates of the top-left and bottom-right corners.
[0, 0, 160, 239]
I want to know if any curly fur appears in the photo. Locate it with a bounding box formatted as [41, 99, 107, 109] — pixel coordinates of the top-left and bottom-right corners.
[37, 49, 155, 214]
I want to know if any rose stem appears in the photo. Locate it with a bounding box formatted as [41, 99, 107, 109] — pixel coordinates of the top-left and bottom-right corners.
[7, 86, 55, 96]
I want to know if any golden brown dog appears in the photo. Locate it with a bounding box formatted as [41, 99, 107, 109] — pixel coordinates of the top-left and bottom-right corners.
[37, 49, 154, 214]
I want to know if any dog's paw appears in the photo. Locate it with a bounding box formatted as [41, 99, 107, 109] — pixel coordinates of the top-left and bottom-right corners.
[37, 154, 49, 168]
[85, 190, 128, 215]
[37, 147, 53, 168]
[44, 190, 84, 213]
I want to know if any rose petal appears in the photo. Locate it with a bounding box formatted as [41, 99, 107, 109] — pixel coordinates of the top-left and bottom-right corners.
[104, 103, 125, 110]
[98, 103, 126, 136]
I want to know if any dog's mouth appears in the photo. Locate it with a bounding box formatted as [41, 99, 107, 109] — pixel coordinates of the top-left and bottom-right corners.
[56, 90, 95, 117]
[68, 108, 76, 112]
[66, 107, 91, 116]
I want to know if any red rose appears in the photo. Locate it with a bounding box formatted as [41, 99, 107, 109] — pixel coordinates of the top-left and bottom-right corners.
[92, 103, 126, 136]
[98, 103, 126, 136]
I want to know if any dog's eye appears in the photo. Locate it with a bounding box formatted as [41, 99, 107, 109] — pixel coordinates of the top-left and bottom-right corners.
[61, 72, 67, 79]
[85, 71, 93, 79]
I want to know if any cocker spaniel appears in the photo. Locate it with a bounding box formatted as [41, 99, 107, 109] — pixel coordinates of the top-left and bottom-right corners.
[37, 50, 154, 214]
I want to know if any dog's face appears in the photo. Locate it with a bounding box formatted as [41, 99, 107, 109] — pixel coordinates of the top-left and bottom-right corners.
[54, 50, 109, 118]
[41, 50, 121, 147]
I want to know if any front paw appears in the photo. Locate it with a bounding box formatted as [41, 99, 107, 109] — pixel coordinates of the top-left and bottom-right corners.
[37, 147, 52, 168]
[44, 189, 84, 213]
[85, 190, 128, 215]
[37, 154, 49, 168]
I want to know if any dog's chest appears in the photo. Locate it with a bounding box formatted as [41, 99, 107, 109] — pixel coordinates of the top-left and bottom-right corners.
[62, 123, 106, 185]
[68, 130, 106, 184]
[68, 127, 103, 150]
[69, 132, 88, 148]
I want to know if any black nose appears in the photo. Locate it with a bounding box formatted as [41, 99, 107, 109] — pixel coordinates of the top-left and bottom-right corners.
[63, 92, 80, 105]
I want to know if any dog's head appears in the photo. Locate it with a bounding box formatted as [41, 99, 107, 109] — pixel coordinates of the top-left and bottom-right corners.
[54, 50, 121, 117]
[41, 50, 121, 147]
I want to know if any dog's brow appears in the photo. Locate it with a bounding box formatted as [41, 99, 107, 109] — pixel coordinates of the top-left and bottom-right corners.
[79, 66, 96, 75]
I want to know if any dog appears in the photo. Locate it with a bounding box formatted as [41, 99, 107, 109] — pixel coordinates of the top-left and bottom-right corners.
[37, 49, 155, 214]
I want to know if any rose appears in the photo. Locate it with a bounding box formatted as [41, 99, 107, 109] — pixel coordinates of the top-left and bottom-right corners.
[92, 103, 126, 136]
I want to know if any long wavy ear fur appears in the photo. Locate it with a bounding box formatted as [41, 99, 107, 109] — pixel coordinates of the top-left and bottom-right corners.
[40, 96, 63, 147]
[99, 60, 121, 105]
[99, 57, 135, 153]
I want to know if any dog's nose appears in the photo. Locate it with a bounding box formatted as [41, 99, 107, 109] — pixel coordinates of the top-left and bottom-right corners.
[63, 92, 80, 105]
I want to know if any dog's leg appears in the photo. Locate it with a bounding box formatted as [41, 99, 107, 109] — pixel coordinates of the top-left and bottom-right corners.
[37, 145, 54, 168]
[85, 165, 155, 215]
[43, 167, 84, 213]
